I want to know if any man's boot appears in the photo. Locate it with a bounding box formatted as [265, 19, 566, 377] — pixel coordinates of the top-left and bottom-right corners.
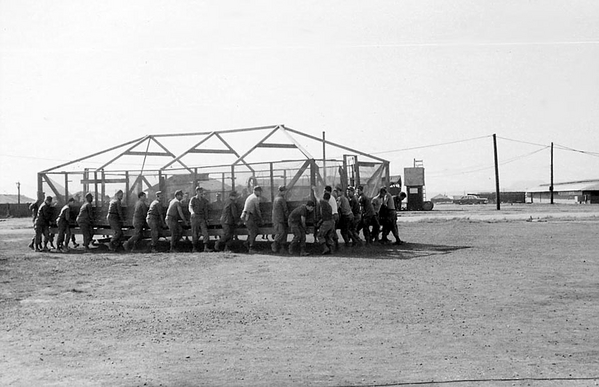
[300, 249, 310, 256]
[204, 245, 214, 252]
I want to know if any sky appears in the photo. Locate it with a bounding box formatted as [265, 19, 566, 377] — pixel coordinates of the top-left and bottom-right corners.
[1, 0, 599, 199]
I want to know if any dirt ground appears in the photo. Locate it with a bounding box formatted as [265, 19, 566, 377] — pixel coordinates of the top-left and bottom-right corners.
[1, 204, 599, 387]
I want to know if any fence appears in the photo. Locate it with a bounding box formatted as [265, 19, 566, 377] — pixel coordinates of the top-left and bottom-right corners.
[0, 203, 32, 218]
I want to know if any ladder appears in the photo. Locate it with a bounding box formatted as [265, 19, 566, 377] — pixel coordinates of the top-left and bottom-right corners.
[413, 159, 426, 200]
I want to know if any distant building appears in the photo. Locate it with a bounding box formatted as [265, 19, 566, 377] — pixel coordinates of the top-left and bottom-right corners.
[477, 191, 526, 204]
[430, 194, 453, 204]
[526, 180, 599, 204]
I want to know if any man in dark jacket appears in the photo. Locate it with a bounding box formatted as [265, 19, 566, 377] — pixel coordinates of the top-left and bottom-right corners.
[34, 196, 54, 252]
[288, 200, 315, 256]
[215, 191, 239, 252]
[124, 191, 148, 251]
[107, 190, 125, 251]
[271, 185, 289, 253]
[76, 193, 95, 251]
[146, 191, 166, 253]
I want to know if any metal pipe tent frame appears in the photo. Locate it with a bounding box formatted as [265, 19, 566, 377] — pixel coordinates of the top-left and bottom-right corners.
[39, 125, 391, 237]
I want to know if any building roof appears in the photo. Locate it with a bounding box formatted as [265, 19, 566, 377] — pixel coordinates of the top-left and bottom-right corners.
[526, 179, 599, 193]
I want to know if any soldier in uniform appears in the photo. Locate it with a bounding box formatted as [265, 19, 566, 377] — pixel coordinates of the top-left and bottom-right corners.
[316, 193, 335, 255]
[271, 185, 289, 253]
[356, 185, 376, 245]
[107, 190, 125, 251]
[241, 186, 263, 254]
[146, 191, 167, 253]
[34, 195, 54, 252]
[124, 191, 148, 251]
[76, 193, 95, 251]
[56, 197, 75, 252]
[166, 190, 189, 252]
[288, 200, 315, 256]
[215, 191, 239, 252]
[189, 186, 213, 252]
[28, 192, 44, 250]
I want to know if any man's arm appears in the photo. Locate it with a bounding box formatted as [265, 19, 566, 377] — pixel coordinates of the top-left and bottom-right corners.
[177, 203, 188, 225]
[188, 198, 196, 216]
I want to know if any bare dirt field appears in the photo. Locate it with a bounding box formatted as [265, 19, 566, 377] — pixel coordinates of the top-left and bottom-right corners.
[2, 204, 599, 387]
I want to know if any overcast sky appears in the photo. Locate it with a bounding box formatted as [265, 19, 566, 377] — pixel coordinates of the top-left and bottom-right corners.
[2, 0, 599, 199]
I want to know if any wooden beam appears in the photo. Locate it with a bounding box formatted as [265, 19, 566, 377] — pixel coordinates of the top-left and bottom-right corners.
[232, 126, 280, 166]
[97, 136, 150, 171]
[42, 174, 64, 203]
[162, 132, 216, 170]
[187, 149, 236, 154]
[81, 179, 128, 184]
[283, 125, 389, 163]
[43, 135, 147, 173]
[214, 132, 255, 174]
[277, 126, 314, 159]
[285, 160, 311, 192]
[357, 161, 380, 167]
[151, 136, 193, 173]
[151, 125, 278, 138]
[256, 143, 297, 149]
[125, 151, 172, 157]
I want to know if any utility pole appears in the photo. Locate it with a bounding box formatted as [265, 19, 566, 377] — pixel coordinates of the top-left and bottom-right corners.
[550, 142, 554, 204]
[493, 134, 501, 210]
[322, 131, 327, 184]
[16, 182, 21, 204]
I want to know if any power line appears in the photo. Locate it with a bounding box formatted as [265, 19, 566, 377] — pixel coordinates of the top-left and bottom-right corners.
[496, 136, 549, 148]
[553, 143, 599, 157]
[372, 135, 492, 155]
[429, 146, 550, 178]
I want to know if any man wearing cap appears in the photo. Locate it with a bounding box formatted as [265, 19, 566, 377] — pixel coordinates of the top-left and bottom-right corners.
[34, 195, 54, 251]
[28, 192, 45, 249]
[357, 185, 376, 244]
[189, 186, 213, 252]
[215, 191, 239, 252]
[124, 191, 149, 252]
[336, 185, 358, 247]
[288, 199, 315, 256]
[146, 191, 167, 253]
[56, 197, 75, 252]
[380, 187, 403, 245]
[241, 185, 263, 254]
[316, 192, 335, 255]
[76, 193, 95, 251]
[271, 185, 289, 253]
[107, 190, 125, 252]
[347, 186, 363, 245]
[324, 185, 340, 249]
[166, 190, 189, 252]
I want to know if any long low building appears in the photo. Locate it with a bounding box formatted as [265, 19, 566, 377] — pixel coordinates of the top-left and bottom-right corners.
[526, 179, 599, 204]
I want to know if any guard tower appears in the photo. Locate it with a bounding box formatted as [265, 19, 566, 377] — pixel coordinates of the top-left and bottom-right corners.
[404, 159, 432, 211]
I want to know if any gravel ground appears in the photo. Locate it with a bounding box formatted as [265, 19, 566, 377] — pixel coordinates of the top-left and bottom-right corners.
[1, 205, 599, 386]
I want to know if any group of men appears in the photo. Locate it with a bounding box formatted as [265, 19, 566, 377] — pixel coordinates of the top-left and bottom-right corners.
[267, 184, 405, 256]
[28, 183, 405, 255]
[28, 192, 93, 252]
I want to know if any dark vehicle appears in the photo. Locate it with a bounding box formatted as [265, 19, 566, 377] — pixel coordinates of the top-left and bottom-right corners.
[453, 194, 488, 205]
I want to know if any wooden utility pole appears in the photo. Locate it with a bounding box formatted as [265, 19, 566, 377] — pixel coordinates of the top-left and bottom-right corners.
[322, 131, 327, 184]
[550, 142, 554, 204]
[493, 134, 501, 210]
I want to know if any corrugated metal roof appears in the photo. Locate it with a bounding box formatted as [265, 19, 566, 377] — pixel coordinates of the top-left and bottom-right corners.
[526, 179, 599, 193]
